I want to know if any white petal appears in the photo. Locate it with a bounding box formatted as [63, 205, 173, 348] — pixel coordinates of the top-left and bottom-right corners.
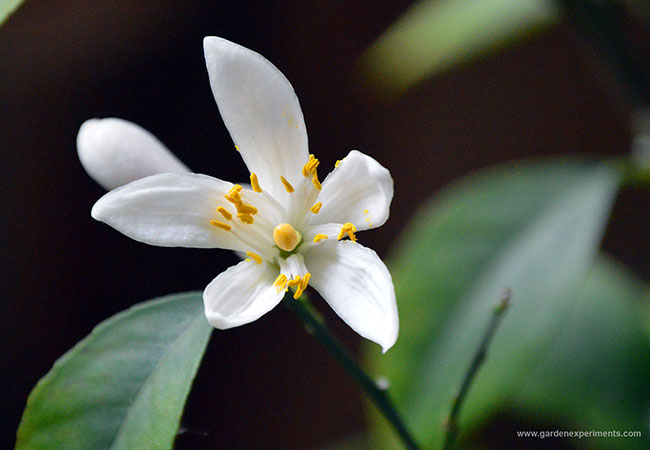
[279, 253, 309, 279]
[91, 173, 248, 251]
[77, 118, 189, 190]
[303, 240, 398, 352]
[203, 260, 284, 329]
[203, 36, 309, 200]
[310, 150, 393, 231]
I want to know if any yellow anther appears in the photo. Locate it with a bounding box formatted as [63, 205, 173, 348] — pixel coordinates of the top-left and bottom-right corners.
[237, 213, 254, 224]
[335, 159, 342, 168]
[228, 185, 243, 196]
[302, 154, 320, 177]
[217, 207, 232, 221]
[310, 202, 323, 214]
[273, 223, 301, 252]
[287, 275, 301, 288]
[337, 222, 357, 242]
[235, 145, 240, 152]
[225, 184, 258, 220]
[311, 173, 322, 190]
[300, 272, 311, 290]
[280, 176, 295, 193]
[273, 274, 288, 292]
[250, 172, 263, 193]
[293, 272, 311, 299]
[210, 220, 232, 231]
[237, 204, 258, 215]
[274, 273, 287, 286]
[363, 209, 369, 214]
[246, 251, 262, 264]
[313, 234, 328, 243]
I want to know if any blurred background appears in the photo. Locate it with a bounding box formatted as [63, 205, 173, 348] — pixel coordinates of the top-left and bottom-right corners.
[1, 1, 648, 449]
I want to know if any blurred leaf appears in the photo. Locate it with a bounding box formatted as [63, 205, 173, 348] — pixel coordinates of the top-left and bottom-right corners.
[358, 0, 559, 98]
[16, 292, 212, 450]
[1, 0, 25, 25]
[367, 160, 620, 448]
[512, 255, 650, 449]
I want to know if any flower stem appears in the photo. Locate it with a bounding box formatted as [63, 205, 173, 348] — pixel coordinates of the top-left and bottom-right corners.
[284, 294, 421, 450]
[441, 289, 511, 450]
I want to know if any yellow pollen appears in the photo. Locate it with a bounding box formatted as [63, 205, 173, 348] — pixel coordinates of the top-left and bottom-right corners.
[235, 145, 240, 152]
[224, 184, 258, 220]
[335, 159, 342, 168]
[237, 213, 254, 224]
[287, 275, 301, 288]
[337, 222, 357, 242]
[363, 209, 369, 214]
[310, 202, 323, 214]
[273, 223, 300, 251]
[210, 220, 231, 231]
[313, 234, 328, 243]
[280, 176, 295, 193]
[293, 272, 311, 299]
[273, 274, 288, 292]
[302, 154, 320, 177]
[300, 272, 311, 290]
[250, 173, 263, 193]
[237, 204, 258, 215]
[246, 251, 262, 264]
[217, 207, 232, 220]
[228, 185, 243, 196]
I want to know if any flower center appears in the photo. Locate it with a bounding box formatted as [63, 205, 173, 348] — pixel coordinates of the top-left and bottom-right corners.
[273, 223, 301, 252]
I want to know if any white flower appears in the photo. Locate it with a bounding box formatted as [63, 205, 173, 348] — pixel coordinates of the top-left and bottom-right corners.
[77, 118, 190, 190]
[87, 37, 398, 352]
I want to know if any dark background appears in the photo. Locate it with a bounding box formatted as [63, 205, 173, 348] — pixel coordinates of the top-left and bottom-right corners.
[1, 1, 648, 449]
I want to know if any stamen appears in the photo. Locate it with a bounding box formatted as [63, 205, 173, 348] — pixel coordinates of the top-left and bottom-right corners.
[237, 213, 254, 224]
[293, 272, 311, 299]
[311, 173, 322, 190]
[246, 251, 262, 264]
[280, 176, 295, 193]
[224, 184, 258, 220]
[217, 207, 232, 220]
[302, 154, 320, 177]
[273, 274, 288, 292]
[237, 204, 258, 215]
[228, 185, 243, 196]
[287, 275, 301, 288]
[210, 220, 231, 231]
[337, 222, 357, 242]
[250, 172, 263, 193]
[310, 202, 322, 214]
[313, 234, 328, 243]
[235, 145, 240, 152]
[335, 159, 342, 168]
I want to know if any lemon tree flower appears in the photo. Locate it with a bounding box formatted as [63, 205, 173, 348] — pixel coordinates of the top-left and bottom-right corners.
[90, 37, 398, 352]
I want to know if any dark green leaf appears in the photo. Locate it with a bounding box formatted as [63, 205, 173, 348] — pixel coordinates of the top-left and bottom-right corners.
[367, 160, 620, 448]
[513, 255, 650, 449]
[358, 0, 558, 98]
[16, 292, 212, 450]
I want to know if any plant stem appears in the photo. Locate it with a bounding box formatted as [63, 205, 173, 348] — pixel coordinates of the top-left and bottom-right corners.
[284, 294, 421, 450]
[441, 289, 511, 450]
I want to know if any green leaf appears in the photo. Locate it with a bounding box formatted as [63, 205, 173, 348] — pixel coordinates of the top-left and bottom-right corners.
[1, 0, 25, 26]
[358, 0, 559, 98]
[16, 292, 212, 450]
[367, 160, 620, 448]
[513, 255, 650, 449]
